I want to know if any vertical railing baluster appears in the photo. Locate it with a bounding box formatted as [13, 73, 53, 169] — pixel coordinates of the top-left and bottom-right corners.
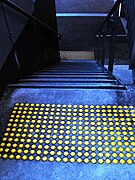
[96, 0, 135, 83]
[128, 2, 135, 59]
[97, 33, 101, 62]
[108, 6, 119, 73]
[101, 26, 107, 66]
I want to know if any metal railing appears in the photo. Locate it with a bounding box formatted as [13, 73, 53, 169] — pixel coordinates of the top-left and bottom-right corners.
[96, 0, 123, 73]
[0, 0, 62, 39]
[0, 0, 62, 70]
[124, 0, 135, 70]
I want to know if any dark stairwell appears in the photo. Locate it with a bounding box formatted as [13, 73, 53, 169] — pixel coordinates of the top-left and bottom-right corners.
[0, 0, 135, 180]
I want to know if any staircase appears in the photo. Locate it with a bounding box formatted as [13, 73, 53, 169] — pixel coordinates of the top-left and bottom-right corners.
[8, 59, 125, 89]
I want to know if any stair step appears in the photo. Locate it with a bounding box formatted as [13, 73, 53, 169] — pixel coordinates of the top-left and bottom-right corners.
[28, 74, 113, 79]
[51, 67, 100, 69]
[8, 83, 125, 89]
[40, 65, 105, 68]
[38, 70, 106, 73]
[41, 64, 104, 67]
[7, 59, 124, 90]
[34, 70, 108, 75]
[61, 60, 97, 62]
[36, 72, 108, 75]
[40, 61, 105, 70]
[19, 78, 117, 83]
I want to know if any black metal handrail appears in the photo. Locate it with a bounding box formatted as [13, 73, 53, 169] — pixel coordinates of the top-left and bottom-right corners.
[124, 0, 135, 70]
[1, 0, 62, 39]
[97, 0, 123, 34]
[96, 0, 123, 73]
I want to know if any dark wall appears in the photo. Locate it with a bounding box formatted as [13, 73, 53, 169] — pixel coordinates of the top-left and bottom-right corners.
[16, 21, 47, 75]
[15, 0, 60, 74]
[34, 0, 60, 65]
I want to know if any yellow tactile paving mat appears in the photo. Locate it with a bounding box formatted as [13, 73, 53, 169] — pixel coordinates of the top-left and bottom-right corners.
[0, 103, 135, 164]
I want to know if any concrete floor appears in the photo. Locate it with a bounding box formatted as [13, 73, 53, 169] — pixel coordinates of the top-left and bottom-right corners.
[105, 65, 133, 85]
[113, 65, 133, 85]
[0, 55, 133, 180]
[0, 159, 135, 180]
[0, 85, 135, 180]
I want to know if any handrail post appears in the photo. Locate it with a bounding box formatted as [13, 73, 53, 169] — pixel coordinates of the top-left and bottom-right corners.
[96, 0, 123, 71]
[108, 7, 119, 73]
[97, 33, 101, 62]
[101, 27, 107, 66]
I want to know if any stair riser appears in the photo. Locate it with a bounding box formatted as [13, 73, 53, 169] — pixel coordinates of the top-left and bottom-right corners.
[8, 84, 125, 89]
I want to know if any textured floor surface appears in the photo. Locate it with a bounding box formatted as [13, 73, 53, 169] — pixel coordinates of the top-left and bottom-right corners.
[0, 85, 135, 180]
[0, 103, 135, 165]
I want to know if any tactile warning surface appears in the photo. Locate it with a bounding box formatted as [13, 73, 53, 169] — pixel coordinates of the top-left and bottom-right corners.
[0, 103, 135, 164]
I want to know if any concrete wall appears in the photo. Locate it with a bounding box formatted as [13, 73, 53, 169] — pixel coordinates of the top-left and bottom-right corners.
[34, 0, 60, 65]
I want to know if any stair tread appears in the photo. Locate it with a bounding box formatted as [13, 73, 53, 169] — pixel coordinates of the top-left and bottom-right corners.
[28, 75, 113, 79]
[38, 68, 106, 70]
[19, 78, 117, 83]
[18, 82, 118, 85]
[37, 71, 108, 73]
[8, 83, 125, 89]
[40, 61, 105, 71]
[35, 72, 108, 74]
[37, 71, 107, 73]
